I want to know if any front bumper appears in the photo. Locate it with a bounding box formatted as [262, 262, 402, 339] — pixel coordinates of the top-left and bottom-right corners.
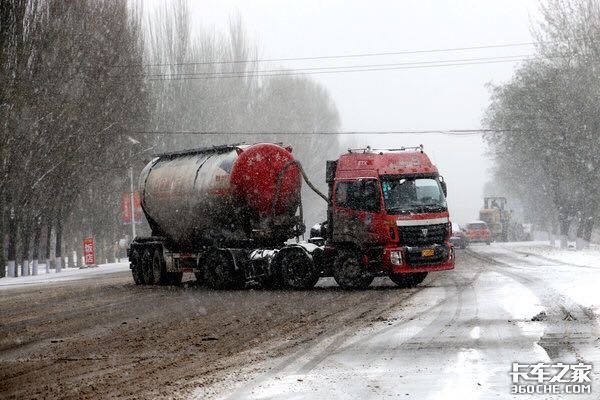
[383, 243, 455, 273]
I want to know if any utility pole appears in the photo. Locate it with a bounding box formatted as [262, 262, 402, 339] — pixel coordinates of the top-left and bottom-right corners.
[126, 136, 141, 242]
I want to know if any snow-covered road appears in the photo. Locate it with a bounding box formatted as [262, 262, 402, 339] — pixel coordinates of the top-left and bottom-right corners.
[208, 244, 600, 400]
[1, 243, 599, 399]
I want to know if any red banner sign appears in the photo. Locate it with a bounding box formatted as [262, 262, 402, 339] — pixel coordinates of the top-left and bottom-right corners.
[121, 192, 143, 224]
[83, 237, 96, 266]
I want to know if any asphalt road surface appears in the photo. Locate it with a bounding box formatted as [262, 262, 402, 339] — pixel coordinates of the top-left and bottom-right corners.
[0, 244, 598, 399]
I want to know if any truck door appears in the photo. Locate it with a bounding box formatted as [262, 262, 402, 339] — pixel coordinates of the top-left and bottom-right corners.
[332, 179, 381, 246]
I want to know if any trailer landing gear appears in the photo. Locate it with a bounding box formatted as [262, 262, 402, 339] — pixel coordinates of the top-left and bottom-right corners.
[205, 251, 244, 290]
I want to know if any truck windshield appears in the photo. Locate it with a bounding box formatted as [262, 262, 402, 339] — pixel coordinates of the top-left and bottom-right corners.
[381, 177, 447, 214]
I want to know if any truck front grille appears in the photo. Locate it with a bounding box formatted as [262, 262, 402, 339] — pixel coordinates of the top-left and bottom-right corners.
[398, 223, 448, 246]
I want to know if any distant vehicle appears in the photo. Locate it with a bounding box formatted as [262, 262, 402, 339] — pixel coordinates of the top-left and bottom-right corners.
[479, 196, 532, 242]
[450, 222, 468, 249]
[465, 221, 491, 245]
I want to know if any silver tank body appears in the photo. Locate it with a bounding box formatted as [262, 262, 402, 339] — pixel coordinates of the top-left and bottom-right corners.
[139, 148, 244, 248]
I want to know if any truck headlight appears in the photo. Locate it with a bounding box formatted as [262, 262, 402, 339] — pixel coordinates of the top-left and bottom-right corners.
[390, 250, 402, 266]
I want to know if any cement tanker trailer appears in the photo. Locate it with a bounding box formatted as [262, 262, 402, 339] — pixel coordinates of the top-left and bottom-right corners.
[129, 143, 455, 290]
[128, 143, 321, 289]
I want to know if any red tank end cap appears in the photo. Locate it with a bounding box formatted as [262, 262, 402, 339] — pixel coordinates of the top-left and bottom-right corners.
[230, 143, 301, 215]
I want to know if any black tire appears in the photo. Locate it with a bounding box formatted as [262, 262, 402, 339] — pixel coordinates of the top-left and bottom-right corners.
[194, 272, 205, 285]
[333, 250, 374, 290]
[130, 249, 145, 285]
[151, 248, 168, 285]
[281, 250, 319, 290]
[486, 241, 491, 245]
[141, 249, 154, 285]
[167, 272, 183, 285]
[205, 251, 244, 290]
[389, 272, 428, 288]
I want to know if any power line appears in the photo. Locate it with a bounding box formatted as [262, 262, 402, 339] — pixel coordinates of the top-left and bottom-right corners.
[141, 54, 531, 79]
[130, 42, 537, 69]
[141, 57, 531, 81]
[126, 129, 513, 136]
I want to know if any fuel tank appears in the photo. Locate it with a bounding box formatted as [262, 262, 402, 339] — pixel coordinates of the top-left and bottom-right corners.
[139, 143, 302, 249]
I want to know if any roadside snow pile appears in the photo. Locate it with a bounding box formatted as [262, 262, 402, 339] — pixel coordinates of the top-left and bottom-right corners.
[500, 241, 600, 269]
[490, 241, 600, 316]
[0, 261, 129, 289]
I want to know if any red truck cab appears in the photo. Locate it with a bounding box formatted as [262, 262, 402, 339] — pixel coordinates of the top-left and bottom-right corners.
[317, 146, 454, 289]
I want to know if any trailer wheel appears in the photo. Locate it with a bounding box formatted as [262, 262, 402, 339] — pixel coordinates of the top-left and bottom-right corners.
[281, 250, 319, 290]
[194, 272, 205, 285]
[130, 249, 145, 285]
[129, 250, 144, 285]
[141, 249, 154, 285]
[167, 272, 183, 285]
[151, 248, 168, 285]
[333, 250, 374, 290]
[389, 272, 428, 288]
[205, 251, 244, 290]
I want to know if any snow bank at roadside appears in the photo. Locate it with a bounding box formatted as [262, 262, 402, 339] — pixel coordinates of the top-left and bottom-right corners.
[487, 242, 600, 317]
[0, 261, 129, 289]
[499, 241, 600, 269]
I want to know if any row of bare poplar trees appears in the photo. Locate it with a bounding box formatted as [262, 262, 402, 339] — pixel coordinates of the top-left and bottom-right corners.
[1, 0, 342, 276]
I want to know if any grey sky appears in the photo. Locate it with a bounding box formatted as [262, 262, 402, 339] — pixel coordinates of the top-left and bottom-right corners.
[161, 0, 541, 224]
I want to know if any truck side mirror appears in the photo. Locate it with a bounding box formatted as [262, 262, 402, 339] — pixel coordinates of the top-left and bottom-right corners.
[440, 176, 447, 198]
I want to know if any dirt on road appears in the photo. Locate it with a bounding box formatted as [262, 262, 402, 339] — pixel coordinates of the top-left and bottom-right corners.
[0, 271, 431, 399]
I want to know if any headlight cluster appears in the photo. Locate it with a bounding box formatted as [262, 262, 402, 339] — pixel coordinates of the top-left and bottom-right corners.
[390, 250, 402, 266]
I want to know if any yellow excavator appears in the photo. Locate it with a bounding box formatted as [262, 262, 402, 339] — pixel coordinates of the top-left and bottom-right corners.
[479, 197, 511, 242]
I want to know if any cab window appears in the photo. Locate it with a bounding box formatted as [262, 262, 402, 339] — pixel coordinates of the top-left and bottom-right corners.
[335, 180, 380, 212]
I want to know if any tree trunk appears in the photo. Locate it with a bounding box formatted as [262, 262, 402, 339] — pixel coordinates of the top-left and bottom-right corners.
[582, 214, 595, 243]
[557, 208, 570, 249]
[55, 219, 62, 272]
[32, 219, 41, 275]
[45, 223, 51, 272]
[20, 221, 31, 277]
[7, 210, 17, 277]
[0, 198, 5, 278]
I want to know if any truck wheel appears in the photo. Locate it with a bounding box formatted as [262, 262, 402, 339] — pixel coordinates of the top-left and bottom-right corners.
[167, 272, 183, 285]
[333, 250, 374, 290]
[151, 248, 168, 285]
[281, 250, 319, 290]
[389, 272, 428, 288]
[130, 249, 145, 285]
[205, 251, 244, 290]
[141, 249, 154, 285]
